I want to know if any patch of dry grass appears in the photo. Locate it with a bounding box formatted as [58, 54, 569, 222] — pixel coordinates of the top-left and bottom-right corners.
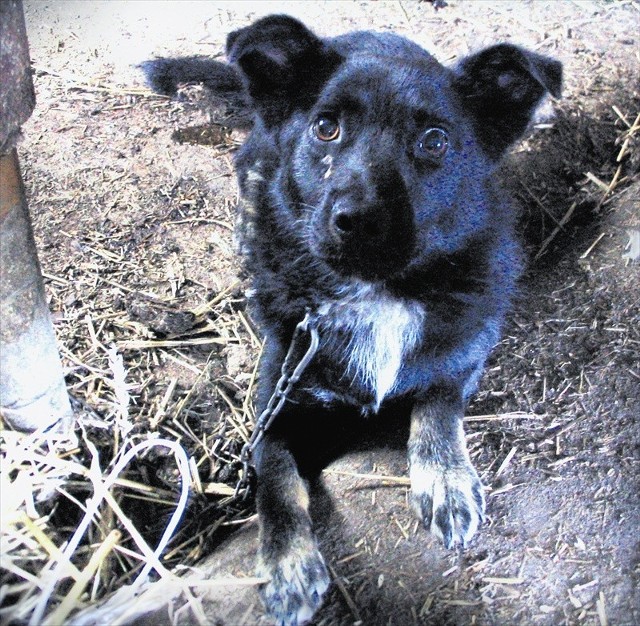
[1, 10, 638, 622]
[0, 165, 261, 621]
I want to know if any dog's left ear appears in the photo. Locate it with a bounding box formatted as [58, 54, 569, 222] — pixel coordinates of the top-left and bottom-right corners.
[454, 44, 562, 160]
[226, 15, 342, 125]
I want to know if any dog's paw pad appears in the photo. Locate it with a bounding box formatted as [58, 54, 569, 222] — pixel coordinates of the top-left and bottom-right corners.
[410, 461, 485, 548]
[258, 541, 330, 626]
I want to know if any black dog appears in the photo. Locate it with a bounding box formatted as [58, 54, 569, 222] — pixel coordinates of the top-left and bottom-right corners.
[144, 15, 561, 625]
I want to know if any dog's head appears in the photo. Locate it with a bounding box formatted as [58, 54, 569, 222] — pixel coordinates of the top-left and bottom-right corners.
[229, 15, 561, 282]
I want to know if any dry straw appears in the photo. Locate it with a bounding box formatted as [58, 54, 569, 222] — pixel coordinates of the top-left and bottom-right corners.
[2, 28, 637, 624]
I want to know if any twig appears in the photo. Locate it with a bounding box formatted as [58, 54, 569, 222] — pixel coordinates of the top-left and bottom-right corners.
[483, 576, 524, 585]
[464, 412, 542, 422]
[33, 65, 166, 98]
[580, 232, 606, 259]
[495, 447, 518, 479]
[327, 564, 361, 622]
[324, 469, 410, 485]
[535, 201, 578, 260]
[119, 336, 231, 349]
[43, 529, 122, 625]
[597, 591, 609, 626]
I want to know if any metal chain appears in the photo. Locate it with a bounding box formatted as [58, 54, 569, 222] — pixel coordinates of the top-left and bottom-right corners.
[233, 310, 320, 498]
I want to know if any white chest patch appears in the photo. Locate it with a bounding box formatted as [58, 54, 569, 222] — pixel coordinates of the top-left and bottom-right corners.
[319, 284, 424, 408]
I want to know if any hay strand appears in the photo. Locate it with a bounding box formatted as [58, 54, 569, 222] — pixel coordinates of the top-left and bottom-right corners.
[18, 437, 191, 626]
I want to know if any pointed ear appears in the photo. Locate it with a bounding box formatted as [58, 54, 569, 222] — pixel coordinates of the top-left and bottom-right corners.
[226, 15, 342, 125]
[454, 44, 562, 159]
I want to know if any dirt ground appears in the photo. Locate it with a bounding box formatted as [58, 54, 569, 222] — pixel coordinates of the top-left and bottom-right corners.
[7, 1, 639, 625]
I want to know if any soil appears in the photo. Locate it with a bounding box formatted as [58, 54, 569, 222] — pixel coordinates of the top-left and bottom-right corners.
[11, 1, 640, 625]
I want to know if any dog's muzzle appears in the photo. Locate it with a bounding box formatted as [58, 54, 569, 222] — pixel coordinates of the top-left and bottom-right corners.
[321, 195, 415, 280]
[329, 198, 387, 243]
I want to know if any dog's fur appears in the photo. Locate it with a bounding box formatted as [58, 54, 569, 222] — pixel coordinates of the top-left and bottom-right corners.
[144, 15, 561, 626]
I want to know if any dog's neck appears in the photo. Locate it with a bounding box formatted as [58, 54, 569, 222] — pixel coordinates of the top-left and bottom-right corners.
[316, 282, 425, 410]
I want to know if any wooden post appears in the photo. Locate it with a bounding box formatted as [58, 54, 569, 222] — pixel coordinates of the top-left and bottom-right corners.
[0, 0, 73, 432]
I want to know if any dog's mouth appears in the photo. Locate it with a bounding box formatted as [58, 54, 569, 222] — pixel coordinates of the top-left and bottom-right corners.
[324, 247, 408, 281]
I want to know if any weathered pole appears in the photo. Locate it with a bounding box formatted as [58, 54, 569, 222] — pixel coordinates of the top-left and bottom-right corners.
[1, 0, 73, 432]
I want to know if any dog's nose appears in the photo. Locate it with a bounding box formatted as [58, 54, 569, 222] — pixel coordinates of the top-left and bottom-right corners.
[331, 204, 383, 240]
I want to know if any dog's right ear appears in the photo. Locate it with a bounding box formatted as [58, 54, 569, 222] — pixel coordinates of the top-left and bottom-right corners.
[226, 15, 342, 125]
[454, 44, 562, 160]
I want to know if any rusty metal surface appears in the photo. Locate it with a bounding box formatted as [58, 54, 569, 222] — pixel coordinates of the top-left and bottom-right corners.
[0, 0, 36, 154]
[0, 140, 22, 220]
[0, 150, 42, 339]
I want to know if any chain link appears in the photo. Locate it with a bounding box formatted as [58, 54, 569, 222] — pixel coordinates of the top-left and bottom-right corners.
[233, 310, 320, 498]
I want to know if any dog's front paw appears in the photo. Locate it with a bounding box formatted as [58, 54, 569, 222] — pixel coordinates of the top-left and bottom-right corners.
[257, 539, 330, 626]
[409, 460, 485, 549]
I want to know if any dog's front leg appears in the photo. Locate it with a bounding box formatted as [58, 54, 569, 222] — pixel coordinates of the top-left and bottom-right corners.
[408, 388, 485, 549]
[254, 434, 330, 626]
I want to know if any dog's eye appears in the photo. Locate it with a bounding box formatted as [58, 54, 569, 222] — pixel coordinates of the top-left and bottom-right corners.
[416, 128, 449, 161]
[313, 116, 341, 142]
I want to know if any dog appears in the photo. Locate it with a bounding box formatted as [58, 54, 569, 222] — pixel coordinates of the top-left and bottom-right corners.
[144, 15, 561, 625]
